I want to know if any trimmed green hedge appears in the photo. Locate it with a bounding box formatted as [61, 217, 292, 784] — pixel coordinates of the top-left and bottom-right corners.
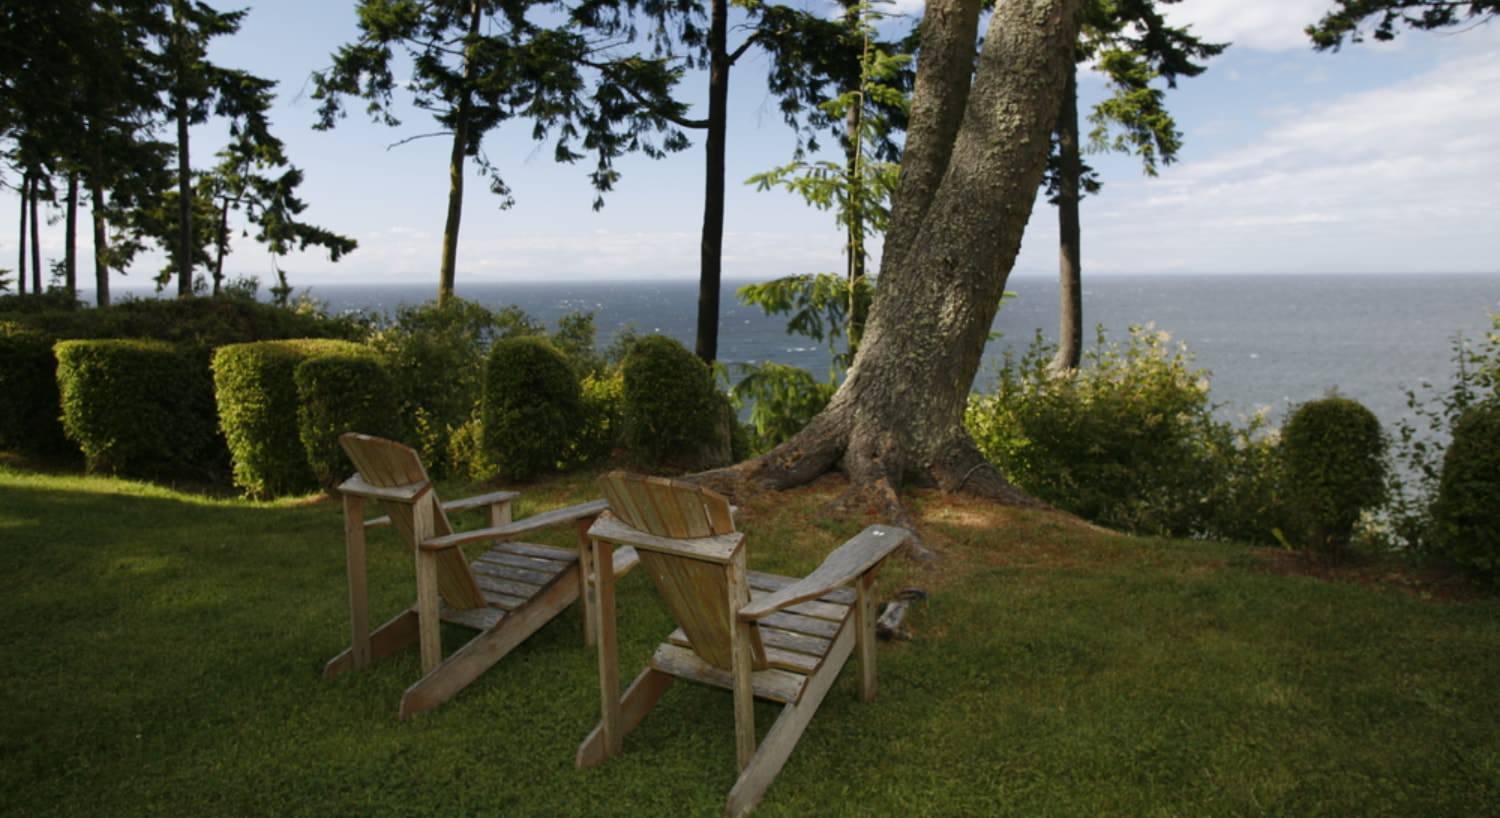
[213, 339, 366, 498]
[54, 340, 219, 475]
[482, 337, 582, 481]
[294, 352, 402, 492]
[1282, 396, 1387, 555]
[620, 335, 727, 470]
[0, 322, 70, 454]
[1431, 401, 1500, 582]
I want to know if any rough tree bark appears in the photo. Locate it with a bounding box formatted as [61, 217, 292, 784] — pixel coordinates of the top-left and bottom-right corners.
[702, 0, 1083, 544]
[65, 172, 78, 298]
[90, 177, 110, 307]
[694, 0, 730, 363]
[1049, 63, 1083, 373]
[17, 171, 28, 296]
[28, 173, 41, 294]
[437, 0, 482, 306]
[173, 0, 194, 299]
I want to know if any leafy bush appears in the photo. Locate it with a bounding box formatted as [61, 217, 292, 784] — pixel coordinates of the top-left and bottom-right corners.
[54, 339, 220, 475]
[1281, 395, 1387, 555]
[0, 322, 70, 453]
[621, 335, 729, 470]
[481, 337, 582, 481]
[730, 362, 835, 454]
[213, 339, 366, 497]
[966, 326, 1281, 541]
[569, 371, 625, 467]
[367, 298, 542, 477]
[1, 295, 363, 347]
[1429, 400, 1500, 581]
[293, 352, 402, 491]
[1385, 313, 1500, 551]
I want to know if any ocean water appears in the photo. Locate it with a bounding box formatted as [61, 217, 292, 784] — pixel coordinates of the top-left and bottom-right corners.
[304, 272, 1496, 428]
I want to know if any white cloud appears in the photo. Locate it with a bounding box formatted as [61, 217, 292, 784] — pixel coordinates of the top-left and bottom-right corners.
[1161, 0, 1336, 52]
[1026, 46, 1500, 275]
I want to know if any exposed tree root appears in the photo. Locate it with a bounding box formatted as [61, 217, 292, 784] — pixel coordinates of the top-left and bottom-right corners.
[692, 414, 1042, 564]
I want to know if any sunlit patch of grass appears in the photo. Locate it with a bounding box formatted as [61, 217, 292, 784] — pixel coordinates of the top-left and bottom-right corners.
[1, 461, 1497, 816]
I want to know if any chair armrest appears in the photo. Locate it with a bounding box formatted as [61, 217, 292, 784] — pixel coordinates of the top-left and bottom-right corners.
[420, 499, 610, 551]
[737, 525, 911, 620]
[340, 474, 431, 504]
[364, 489, 521, 530]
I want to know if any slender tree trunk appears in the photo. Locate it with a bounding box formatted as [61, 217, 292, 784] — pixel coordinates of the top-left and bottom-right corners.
[694, 0, 730, 363]
[702, 0, 1083, 535]
[90, 178, 110, 307]
[213, 197, 229, 295]
[437, 0, 482, 305]
[29, 173, 42, 293]
[16, 171, 28, 296]
[1050, 64, 1083, 374]
[65, 171, 78, 297]
[843, 4, 867, 355]
[173, 1, 194, 299]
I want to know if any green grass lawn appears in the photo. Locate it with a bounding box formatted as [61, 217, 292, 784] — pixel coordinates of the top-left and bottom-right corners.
[2, 462, 1497, 817]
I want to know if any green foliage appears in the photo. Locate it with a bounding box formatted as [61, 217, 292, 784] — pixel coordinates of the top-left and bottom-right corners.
[0, 295, 363, 347]
[293, 352, 402, 492]
[731, 362, 835, 455]
[966, 326, 1281, 541]
[738, 273, 872, 374]
[1384, 315, 1500, 552]
[570, 370, 625, 468]
[1429, 400, 1500, 581]
[367, 298, 539, 477]
[481, 337, 583, 481]
[1308, 0, 1499, 50]
[54, 339, 220, 475]
[0, 322, 70, 453]
[212, 339, 366, 498]
[1281, 396, 1388, 555]
[621, 335, 724, 468]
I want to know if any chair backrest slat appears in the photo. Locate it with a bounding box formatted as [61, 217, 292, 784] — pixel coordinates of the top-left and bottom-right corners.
[598, 472, 765, 671]
[340, 433, 486, 610]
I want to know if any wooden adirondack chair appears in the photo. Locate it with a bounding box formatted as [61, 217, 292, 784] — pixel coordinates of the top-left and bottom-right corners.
[576, 472, 911, 817]
[323, 433, 638, 719]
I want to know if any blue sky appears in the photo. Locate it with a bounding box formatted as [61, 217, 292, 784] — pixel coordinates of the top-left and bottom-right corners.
[5, 0, 1498, 288]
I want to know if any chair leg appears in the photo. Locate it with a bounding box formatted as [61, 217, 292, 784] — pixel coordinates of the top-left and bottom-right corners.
[855, 571, 878, 702]
[322, 608, 420, 680]
[725, 618, 856, 818]
[576, 667, 675, 768]
[399, 568, 579, 719]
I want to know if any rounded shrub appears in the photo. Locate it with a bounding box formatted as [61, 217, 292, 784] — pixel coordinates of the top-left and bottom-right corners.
[1281, 395, 1387, 554]
[54, 339, 220, 475]
[1430, 400, 1500, 582]
[0, 322, 70, 454]
[620, 335, 728, 470]
[213, 339, 366, 498]
[294, 352, 403, 492]
[481, 337, 582, 481]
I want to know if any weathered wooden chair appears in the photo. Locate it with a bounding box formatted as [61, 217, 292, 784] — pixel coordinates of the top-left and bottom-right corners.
[577, 471, 911, 817]
[323, 433, 637, 719]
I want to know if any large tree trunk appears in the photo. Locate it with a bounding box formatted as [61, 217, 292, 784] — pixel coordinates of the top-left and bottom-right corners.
[702, 0, 1083, 540]
[694, 0, 730, 363]
[28, 173, 42, 293]
[437, 1, 482, 306]
[1050, 63, 1083, 374]
[17, 171, 28, 296]
[90, 178, 110, 307]
[65, 171, 78, 297]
